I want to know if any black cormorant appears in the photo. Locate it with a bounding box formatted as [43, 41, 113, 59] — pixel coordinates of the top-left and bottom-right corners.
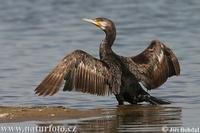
[35, 18, 180, 105]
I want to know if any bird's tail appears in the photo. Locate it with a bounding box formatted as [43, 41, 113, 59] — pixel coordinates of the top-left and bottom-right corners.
[138, 89, 170, 105]
[148, 95, 170, 105]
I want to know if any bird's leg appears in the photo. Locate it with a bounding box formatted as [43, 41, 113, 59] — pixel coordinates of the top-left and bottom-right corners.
[122, 93, 138, 104]
[137, 94, 152, 103]
[125, 96, 138, 104]
[115, 94, 124, 105]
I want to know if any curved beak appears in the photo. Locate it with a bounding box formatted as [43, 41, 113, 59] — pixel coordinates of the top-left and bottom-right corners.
[82, 18, 101, 27]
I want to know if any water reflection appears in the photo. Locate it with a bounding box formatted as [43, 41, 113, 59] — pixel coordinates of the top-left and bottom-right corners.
[37, 105, 182, 133]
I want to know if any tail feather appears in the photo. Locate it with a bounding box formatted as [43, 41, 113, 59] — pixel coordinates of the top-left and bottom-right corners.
[148, 96, 170, 105]
[138, 88, 170, 105]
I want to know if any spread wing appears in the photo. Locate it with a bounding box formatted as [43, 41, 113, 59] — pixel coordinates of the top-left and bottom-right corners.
[123, 40, 180, 90]
[35, 50, 112, 96]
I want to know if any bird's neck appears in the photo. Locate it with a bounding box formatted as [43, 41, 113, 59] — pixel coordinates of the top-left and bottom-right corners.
[99, 31, 116, 59]
[105, 30, 116, 46]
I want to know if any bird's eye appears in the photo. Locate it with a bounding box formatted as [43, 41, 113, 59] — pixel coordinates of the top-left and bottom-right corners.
[100, 21, 107, 27]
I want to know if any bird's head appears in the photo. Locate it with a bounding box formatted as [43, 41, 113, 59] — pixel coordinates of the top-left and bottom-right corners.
[83, 17, 116, 36]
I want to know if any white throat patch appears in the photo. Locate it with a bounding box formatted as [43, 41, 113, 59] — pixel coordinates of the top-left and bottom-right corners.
[157, 50, 164, 62]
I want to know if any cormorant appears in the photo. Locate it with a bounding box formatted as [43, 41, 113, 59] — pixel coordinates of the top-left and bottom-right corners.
[35, 18, 180, 105]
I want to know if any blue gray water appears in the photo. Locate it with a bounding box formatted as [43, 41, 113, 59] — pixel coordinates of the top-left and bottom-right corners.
[0, 0, 200, 132]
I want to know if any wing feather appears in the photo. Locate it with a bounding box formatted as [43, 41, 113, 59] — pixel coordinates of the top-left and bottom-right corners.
[164, 46, 180, 76]
[35, 50, 112, 96]
[123, 40, 180, 90]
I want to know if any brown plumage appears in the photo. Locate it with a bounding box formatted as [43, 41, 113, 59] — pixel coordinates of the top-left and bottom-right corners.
[35, 18, 180, 105]
[123, 40, 180, 90]
[35, 50, 111, 96]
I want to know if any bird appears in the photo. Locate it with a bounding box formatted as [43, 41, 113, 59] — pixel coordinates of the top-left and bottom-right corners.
[35, 17, 180, 105]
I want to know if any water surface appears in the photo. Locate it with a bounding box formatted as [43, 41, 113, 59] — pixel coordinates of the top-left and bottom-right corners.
[0, 0, 200, 132]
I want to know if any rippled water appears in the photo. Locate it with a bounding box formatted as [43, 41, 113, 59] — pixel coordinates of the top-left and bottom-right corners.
[0, 0, 200, 132]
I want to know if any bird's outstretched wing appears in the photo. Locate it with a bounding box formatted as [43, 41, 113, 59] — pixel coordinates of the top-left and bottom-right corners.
[35, 50, 112, 96]
[123, 40, 180, 90]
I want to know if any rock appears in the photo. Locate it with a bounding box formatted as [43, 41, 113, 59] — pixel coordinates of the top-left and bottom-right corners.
[50, 114, 55, 117]
[0, 113, 9, 118]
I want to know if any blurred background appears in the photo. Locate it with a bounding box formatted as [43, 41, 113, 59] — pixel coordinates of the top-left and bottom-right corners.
[0, 0, 200, 132]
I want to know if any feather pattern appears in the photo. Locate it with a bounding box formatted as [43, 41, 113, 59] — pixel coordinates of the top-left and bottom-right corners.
[122, 40, 180, 90]
[35, 50, 114, 96]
